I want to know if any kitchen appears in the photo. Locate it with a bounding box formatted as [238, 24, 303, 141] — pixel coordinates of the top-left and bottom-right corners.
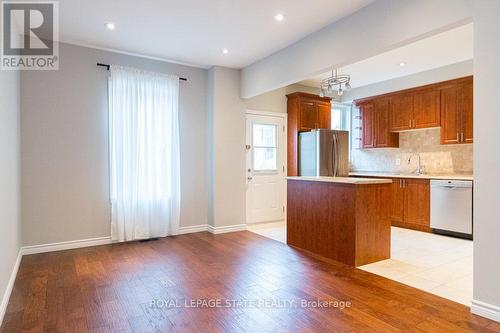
[246, 23, 473, 306]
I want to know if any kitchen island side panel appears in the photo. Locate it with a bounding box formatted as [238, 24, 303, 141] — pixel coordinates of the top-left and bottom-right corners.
[354, 184, 392, 266]
[287, 180, 357, 265]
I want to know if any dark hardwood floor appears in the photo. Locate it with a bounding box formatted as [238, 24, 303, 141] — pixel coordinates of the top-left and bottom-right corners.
[1, 231, 498, 333]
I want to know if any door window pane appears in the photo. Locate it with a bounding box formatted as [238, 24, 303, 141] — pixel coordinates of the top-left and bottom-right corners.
[253, 123, 277, 172]
[254, 148, 277, 171]
[253, 124, 276, 146]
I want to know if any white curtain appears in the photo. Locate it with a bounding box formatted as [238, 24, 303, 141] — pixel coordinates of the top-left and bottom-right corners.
[108, 65, 180, 242]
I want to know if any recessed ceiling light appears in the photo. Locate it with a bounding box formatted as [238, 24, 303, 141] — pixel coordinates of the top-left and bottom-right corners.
[399, 62, 406, 66]
[105, 22, 116, 30]
[274, 13, 285, 22]
[222, 48, 229, 55]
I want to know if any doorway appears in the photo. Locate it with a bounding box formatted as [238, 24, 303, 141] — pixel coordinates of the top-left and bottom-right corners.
[245, 111, 287, 235]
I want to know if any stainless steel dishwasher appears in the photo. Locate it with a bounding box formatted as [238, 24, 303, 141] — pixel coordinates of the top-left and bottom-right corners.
[430, 180, 473, 239]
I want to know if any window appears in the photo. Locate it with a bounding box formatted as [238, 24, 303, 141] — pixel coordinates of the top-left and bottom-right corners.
[331, 103, 351, 130]
[253, 123, 277, 172]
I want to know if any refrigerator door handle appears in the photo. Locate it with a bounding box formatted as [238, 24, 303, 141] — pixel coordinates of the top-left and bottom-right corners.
[331, 134, 336, 176]
[333, 133, 339, 177]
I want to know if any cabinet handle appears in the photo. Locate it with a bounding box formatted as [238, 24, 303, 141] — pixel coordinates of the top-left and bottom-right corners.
[399, 179, 402, 188]
[403, 179, 406, 188]
[461, 132, 464, 142]
[409, 119, 412, 128]
[457, 132, 459, 142]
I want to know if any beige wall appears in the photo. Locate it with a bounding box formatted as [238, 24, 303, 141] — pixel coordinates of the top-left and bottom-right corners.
[243, 83, 331, 114]
[0, 69, 21, 318]
[21, 43, 209, 246]
[351, 128, 473, 174]
[208, 67, 246, 227]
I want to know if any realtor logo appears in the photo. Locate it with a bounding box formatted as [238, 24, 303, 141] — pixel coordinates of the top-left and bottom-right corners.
[1, 1, 59, 70]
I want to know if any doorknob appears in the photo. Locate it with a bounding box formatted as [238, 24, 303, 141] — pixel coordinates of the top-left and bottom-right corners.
[247, 176, 253, 181]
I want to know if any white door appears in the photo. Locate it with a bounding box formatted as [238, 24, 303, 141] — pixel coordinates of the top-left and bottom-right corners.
[245, 113, 286, 224]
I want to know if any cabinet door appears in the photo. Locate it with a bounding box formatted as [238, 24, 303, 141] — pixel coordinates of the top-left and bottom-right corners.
[391, 178, 405, 222]
[459, 81, 473, 143]
[414, 89, 440, 129]
[404, 179, 430, 226]
[361, 103, 375, 148]
[317, 102, 331, 129]
[390, 94, 413, 131]
[440, 86, 461, 144]
[374, 98, 398, 147]
[299, 100, 318, 131]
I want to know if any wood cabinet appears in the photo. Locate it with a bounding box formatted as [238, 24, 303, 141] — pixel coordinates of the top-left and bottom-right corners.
[390, 94, 413, 131]
[440, 86, 460, 144]
[413, 89, 441, 129]
[441, 79, 473, 144]
[374, 98, 399, 147]
[359, 100, 398, 148]
[390, 179, 405, 223]
[355, 76, 472, 147]
[360, 103, 375, 148]
[389, 89, 440, 131]
[391, 178, 430, 232]
[286, 92, 332, 176]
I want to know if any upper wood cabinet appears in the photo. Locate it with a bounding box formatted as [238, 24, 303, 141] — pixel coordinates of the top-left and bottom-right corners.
[360, 103, 375, 148]
[374, 98, 399, 147]
[355, 76, 472, 148]
[290, 93, 331, 132]
[440, 78, 473, 145]
[359, 100, 398, 148]
[286, 92, 332, 176]
[389, 89, 440, 131]
[390, 94, 413, 131]
[413, 89, 441, 129]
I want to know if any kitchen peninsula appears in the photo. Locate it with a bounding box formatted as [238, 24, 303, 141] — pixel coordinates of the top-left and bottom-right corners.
[287, 176, 393, 267]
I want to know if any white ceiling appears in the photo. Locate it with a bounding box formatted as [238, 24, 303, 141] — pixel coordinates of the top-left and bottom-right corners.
[56, 0, 375, 68]
[300, 23, 473, 90]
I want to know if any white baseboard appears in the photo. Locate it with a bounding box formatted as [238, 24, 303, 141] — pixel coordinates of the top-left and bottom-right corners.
[471, 300, 500, 323]
[0, 249, 22, 327]
[21, 236, 112, 255]
[207, 224, 247, 234]
[20, 223, 249, 256]
[177, 224, 208, 234]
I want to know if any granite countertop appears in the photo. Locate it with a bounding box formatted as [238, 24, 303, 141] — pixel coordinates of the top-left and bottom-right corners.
[286, 176, 392, 185]
[349, 171, 473, 181]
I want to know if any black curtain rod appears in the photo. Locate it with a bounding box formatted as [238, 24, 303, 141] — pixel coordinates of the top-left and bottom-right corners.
[97, 63, 187, 81]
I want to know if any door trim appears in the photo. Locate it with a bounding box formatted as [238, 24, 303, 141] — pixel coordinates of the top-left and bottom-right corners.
[245, 110, 288, 225]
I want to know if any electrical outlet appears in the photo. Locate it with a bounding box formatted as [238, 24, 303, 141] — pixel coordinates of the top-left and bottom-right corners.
[395, 158, 401, 166]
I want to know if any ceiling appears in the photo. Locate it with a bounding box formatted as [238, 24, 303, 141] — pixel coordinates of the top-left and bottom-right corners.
[55, 0, 375, 68]
[299, 23, 473, 90]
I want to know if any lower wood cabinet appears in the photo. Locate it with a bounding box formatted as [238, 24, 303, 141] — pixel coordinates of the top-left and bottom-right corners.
[391, 178, 430, 232]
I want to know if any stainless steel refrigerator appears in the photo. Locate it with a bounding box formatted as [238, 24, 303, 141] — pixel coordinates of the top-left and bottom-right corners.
[299, 129, 349, 177]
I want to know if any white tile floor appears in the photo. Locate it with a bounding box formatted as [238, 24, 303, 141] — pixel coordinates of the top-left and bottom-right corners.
[247, 222, 473, 306]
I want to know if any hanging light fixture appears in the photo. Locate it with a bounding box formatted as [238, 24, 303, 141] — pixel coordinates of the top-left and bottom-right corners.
[319, 68, 351, 97]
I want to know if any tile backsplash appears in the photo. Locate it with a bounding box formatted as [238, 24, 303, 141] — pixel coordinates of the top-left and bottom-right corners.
[350, 128, 472, 174]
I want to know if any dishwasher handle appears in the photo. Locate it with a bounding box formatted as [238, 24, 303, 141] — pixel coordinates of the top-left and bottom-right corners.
[430, 180, 472, 188]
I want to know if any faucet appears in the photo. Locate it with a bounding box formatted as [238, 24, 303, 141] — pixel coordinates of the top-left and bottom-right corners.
[407, 153, 424, 175]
